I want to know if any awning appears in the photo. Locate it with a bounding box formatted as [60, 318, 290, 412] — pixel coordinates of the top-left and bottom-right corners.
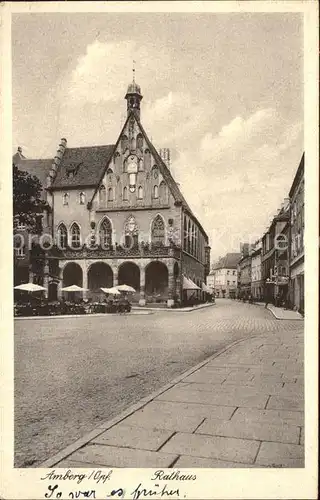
[201, 282, 212, 294]
[182, 276, 201, 290]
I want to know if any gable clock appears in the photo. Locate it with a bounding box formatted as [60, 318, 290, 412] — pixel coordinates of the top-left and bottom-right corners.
[127, 155, 138, 192]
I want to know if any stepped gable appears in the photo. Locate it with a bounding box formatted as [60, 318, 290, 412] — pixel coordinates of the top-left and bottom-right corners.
[51, 144, 115, 189]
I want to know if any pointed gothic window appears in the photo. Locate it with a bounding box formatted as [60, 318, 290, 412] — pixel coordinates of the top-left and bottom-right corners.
[153, 185, 159, 199]
[183, 215, 187, 251]
[108, 187, 113, 202]
[99, 217, 112, 248]
[159, 181, 168, 204]
[79, 192, 86, 205]
[137, 133, 143, 151]
[137, 186, 143, 199]
[57, 223, 68, 249]
[123, 186, 128, 201]
[121, 135, 128, 154]
[99, 185, 106, 206]
[144, 149, 151, 170]
[70, 223, 81, 249]
[151, 215, 165, 245]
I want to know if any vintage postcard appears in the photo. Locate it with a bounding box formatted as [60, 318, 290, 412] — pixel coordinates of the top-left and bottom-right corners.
[0, 1, 318, 499]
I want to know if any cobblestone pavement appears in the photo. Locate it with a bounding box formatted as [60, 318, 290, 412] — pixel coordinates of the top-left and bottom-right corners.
[14, 299, 304, 467]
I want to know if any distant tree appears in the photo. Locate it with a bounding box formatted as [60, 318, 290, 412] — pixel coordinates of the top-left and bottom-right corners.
[13, 163, 47, 233]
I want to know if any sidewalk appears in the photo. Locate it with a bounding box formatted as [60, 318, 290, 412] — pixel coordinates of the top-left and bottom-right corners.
[253, 302, 303, 321]
[41, 329, 304, 469]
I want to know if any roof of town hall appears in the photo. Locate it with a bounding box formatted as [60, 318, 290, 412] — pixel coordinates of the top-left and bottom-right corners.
[52, 144, 115, 189]
[211, 253, 242, 270]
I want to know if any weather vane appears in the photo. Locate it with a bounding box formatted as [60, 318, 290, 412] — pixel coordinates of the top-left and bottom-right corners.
[132, 60, 136, 83]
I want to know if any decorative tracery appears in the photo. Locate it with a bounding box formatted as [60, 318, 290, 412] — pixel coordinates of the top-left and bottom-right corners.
[151, 215, 165, 245]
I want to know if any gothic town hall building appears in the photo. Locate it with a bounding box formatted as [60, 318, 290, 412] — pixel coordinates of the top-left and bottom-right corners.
[14, 79, 211, 307]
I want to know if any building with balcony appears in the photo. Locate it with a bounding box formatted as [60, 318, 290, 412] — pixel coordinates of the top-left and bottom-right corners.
[289, 153, 304, 314]
[210, 253, 241, 298]
[13, 78, 210, 307]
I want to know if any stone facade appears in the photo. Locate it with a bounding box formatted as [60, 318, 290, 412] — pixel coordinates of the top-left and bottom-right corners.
[14, 79, 210, 307]
[289, 154, 304, 314]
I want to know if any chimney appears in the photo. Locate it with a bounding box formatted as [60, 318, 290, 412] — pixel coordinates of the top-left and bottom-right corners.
[46, 138, 67, 187]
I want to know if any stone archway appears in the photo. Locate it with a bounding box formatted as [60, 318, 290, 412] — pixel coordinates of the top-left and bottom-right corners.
[145, 261, 168, 304]
[118, 262, 140, 302]
[62, 262, 83, 301]
[88, 262, 113, 302]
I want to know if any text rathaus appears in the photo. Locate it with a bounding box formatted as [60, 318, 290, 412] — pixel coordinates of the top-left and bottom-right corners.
[14, 77, 211, 307]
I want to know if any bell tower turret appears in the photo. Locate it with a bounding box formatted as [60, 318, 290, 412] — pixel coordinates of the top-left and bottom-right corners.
[125, 64, 143, 120]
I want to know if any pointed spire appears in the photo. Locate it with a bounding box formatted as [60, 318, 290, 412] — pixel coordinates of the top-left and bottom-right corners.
[132, 60, 136, 83]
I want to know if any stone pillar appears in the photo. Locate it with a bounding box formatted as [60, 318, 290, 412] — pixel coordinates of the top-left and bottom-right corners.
[167, 261, 175, 308]
[57, 266, 63, 300]
[28, 265, 34, 284]
[82, 263, 88, 300]
[139, 266, 146, 306]
[43, 259, 49, 299]
[113, 268, 118, 288]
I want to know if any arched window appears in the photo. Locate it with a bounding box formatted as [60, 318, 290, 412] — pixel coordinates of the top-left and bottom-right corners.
[63, 193, 69, 206]
[79, 192, 85, 205]
[137, 133, 143, 151]
[144, 149, 151, 170]
[159, 181, 168, 204]
[114, 152, 121, 171]
[183, 215, 187, 251]
[137, 186, 143, 199]
[153, 185, 159, 199]
[108, 187, 113, 202]
[70, 223, 81, 248]
[121, 135, 128, 154]
[99, 217, 112, 248]
[57, 223, 68, 249]
[123, 186, 128, 201]
[151, 215, 165, 245]
[99, 185, 106, 206]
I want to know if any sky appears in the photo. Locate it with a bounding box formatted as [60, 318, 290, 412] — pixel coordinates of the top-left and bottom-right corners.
[12, 12, 303, 261]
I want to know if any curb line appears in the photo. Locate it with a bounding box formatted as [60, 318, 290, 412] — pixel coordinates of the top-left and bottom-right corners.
[266, 306, 304, 321]
[39, 333, 260, 468]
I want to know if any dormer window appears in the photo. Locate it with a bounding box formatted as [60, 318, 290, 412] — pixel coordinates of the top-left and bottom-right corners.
[63, 193, 69, 206]
[66, 163, 82, 179]
[79, 192, 85, 205]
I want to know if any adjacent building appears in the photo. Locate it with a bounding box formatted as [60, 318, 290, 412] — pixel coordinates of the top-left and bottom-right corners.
[237, 244, 252, 298]
[261, 199, 290, 305]
[210, 253, 241, 298]
[250, 239, 263, 300]
[13, 78, 211, 307]
[289, 153, 304, 314]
